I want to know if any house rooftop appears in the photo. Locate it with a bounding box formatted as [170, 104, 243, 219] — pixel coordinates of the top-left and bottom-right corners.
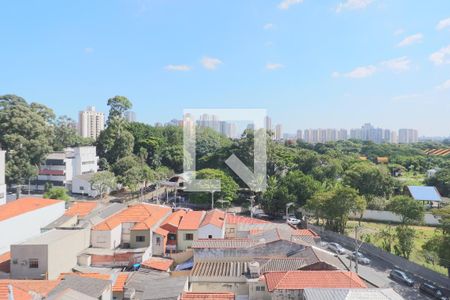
[178, 210, 206, 231]
[226, 214, 269, 225]
[92, 203, 171, 231]
[303, 288, 404, 300]
[48, 275, 110, 299]
[181, 292, 235, 299]
[0, 198, 63, 222]
[64, 202, 98, 218]
[0, 279, 60, 298]
[160, 210, 187, 233]
[264, 271, 367, 292]
[14, 229, 84, 246]
[141, 257, 173, 271]
[200, 209, 226, 228]
[141, 276, 188, 300]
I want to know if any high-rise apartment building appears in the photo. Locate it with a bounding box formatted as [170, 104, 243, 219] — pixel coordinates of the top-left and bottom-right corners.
[398, 129, 418, 144]
[265, 116, 272, 132]
[78, 106, 105, 139]
[296, 130, 303, 141]
[275, 124, 283, 141]
[338, 129, 348, 141]
[0, 149, 6, 205]
[124, 111, 136, 122]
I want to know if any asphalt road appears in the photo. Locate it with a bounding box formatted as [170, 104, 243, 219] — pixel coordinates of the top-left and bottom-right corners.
[317, 241, 439, 300]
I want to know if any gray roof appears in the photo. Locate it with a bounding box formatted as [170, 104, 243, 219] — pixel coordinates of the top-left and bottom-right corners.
[48, 275, 110, 299]
[41, 214, 77, 231]
[290, 246, 347, 270]
[303, 288, 404, 300]
[141, 276, 187, 300]
[47, 288, 98, 300]
[15, 228, 84, 245]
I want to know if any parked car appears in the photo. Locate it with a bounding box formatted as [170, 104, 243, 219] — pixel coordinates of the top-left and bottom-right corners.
[287, 217, 301, 225]
[348, 251, 371, 265]
[419, 282, 447, 300]
[327, 242, 346, 255]
[389, 269, 414, 286]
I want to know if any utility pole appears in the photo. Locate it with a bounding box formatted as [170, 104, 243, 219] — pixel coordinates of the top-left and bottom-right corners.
[354, 226, 364, 274]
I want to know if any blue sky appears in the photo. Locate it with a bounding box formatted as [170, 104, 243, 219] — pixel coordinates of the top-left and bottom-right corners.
[1, 0, 449, 136]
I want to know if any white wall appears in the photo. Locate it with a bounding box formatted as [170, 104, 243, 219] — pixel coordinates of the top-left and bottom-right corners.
[198, 224, 224, 239]
[0, 150, 5, 205]
[0, 201, 65, 253]
[72, 176, 98, 197]
[91, 225, 122, 249]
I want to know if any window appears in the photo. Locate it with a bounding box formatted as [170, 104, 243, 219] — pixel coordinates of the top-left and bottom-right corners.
[256, 286, 265, 292]
[208, 235, 213, 239]
[79, 186, 84, 191]
[156, 237, 161, 245]
[29, 259, 39, 269]
[185, 233, 194, 240]
[136, 236, 145, 242]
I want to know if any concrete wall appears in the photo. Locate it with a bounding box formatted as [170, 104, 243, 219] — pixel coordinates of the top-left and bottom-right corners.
[130, 230, 151, 249]
[177, 230, 197, 251]
[190, 282, 249, 296]
[0, 201, 65, 253]
[91, 225, 122, 249]
[349, 209, 441, 226]
[198, 224, 224, 239]
[72, 176, 98, 197]
[47, 228, 90, 279]
[152, 232, 165, 256]
[10, 244, 48, 279]
[72, 146, 98, 176]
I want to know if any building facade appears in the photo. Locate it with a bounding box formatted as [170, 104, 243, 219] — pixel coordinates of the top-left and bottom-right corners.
[398, 128, 418, 144]
[78, 106, 105, 139]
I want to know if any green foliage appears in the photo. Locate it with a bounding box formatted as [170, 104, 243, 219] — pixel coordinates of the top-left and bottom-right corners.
[189, 169, 239, 205]
[425, 169, 450, 197]
[44, 187, 70, 201]
[394, 225, 416, 259]
[387, 195, 425, 225]
[53, 116, 93, 151]
[90, 171, 117, 198]
[377, 226, 395, 253]
[106, 95, 132, 123]
[0, 95, 54, 185]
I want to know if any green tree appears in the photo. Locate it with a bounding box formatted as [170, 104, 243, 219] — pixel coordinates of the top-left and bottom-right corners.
[387, 195, 424, 225]
[394, 225, 415, 259]
[424, 206, 450, 277]
[279, 170, 321, 206]
[90, 171, 117, 199]
[53, 116, 93, 151]
[425, 169, 450, 197]
[106, 95, 132, 123]
[377, 226, 395, 253]
[0, 95, 55, 193]
[189, 169, 239, 206]
[305, 190, 332, 225]
[44, 187, 70, 201]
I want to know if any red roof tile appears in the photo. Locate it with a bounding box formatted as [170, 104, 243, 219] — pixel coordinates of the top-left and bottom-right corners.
[0, 282, 31, 300]
[226, 214, 269, 225]
[264, 271, 367, 292]
[59, 272, 110, 280]
[154, 227, 169, 236]
[181, 292, 235, 300]
[141, 257, 173, 271]
[160, 210, 187, 233]
[93, 204, 171, 231]
[200, 209, 225, 228]
[0, 198, 62, 222]
[0, 252, 10, 273]
[0, 280, 60, 298]
[292, 229, 319, 237]
[112, 273, 130, 292]
[178, 211, 205, 231]
[64, 202, 98, 218]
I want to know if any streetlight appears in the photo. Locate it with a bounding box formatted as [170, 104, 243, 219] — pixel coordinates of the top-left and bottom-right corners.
[248, 195, 256, 218]
[210, 190, 216, 209]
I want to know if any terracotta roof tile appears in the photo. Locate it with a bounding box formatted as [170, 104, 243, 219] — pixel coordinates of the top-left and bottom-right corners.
[0, 198, 62, 222]
[64, 202, 98, 218]
[0, 280, 60, 297]
[92, 204, 171, 231]
[154, 227, 169, 236]
[292, 229, 319, 237]
[0, 282, 31, 300]
[0, 252, 10, 273]
[178, 211, 205, 231]
[160, 210, 187, 233]
[59, 272, 110, 280]
[112, 273, 129, 292]
[264, 271, 367, 292]
[200, 209, 225, 228]
[141, 257, 173, 271]
[181, 292, 235, 299]
[226, 214, 269, 225]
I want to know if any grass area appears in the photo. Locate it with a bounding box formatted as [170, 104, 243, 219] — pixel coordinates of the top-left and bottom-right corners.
[345, 220, 446, 276]
[397, 171, 425, 186]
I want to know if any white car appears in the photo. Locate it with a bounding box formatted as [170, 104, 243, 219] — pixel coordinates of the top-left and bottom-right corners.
[328, 242, 346, 255]
[287, 217, 301, 225]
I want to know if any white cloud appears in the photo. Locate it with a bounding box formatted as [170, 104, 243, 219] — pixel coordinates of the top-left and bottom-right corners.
[381, 57, 411, 72]
[164, 64, 191, 71]
[333, 65, 377, 79]
[429, 45, 450, 65]
[392, 94, 421, 101]
[437, 79, 450, 90]
[263, 23, 274, 30]
[393, 28, 404, 36]
[266, 63, 284, 70]
[278, 0, 303, 10]
[336, 0, 373, 13]
[436, 17, 450, 30]
[396, 33, 423, 47]
[84, 47, 94, 54]
[200, 57, 222, 70]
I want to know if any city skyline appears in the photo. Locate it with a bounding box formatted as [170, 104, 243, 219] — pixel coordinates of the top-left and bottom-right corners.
[1, 1, 449, 136]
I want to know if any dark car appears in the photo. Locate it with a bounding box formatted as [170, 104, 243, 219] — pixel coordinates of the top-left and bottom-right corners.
[419, 282, 447, 300]
[389, 269, 414, 286]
